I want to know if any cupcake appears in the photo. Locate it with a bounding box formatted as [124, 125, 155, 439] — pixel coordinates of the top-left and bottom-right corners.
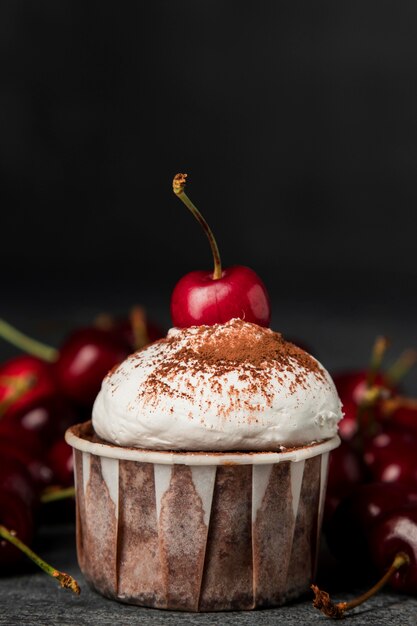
[66, 318, 342, 611]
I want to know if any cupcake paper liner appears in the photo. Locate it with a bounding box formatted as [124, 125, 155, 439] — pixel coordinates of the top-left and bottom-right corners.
[66, 422, 339, 611]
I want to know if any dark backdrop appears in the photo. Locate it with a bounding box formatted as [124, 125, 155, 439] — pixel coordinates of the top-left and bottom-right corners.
[1, 1, 417, 318]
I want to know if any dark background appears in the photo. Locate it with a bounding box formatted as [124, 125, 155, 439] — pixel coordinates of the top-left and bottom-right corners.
[1, 1, 417, 379]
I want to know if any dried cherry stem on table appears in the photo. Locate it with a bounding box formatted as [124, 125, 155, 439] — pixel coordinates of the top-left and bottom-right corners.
[40, 486, 76, 504]
[311, 552, 410, 619]
[173, 173, 223, 280]
[0, 525, 80, 594]
[0, 319, 58, 362]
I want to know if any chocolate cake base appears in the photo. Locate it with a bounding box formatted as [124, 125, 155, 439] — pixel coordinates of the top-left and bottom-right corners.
[67, 422, 338, 612]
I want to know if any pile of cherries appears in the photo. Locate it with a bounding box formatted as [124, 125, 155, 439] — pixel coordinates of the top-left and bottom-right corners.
[324, 338, 417, 597]
[0, 310, 162, 569]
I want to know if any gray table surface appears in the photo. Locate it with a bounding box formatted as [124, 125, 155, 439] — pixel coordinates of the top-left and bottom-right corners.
[1, 294, 417, 625]
[1, 526, 417, 626]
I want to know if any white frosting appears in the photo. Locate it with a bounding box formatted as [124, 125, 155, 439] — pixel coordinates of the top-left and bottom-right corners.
[92, 319, 343, 451]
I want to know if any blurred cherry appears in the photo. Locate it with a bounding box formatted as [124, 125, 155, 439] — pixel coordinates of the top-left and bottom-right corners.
[390, 405, 417, 433]
[327, 441, 366, 496]
[364, 428, 417, 486]
[369, 506, 417, 593]
[0, 396, 76, 450]
[48, 439, 74, 487]
[378, 396, 417, 435]
[0, 458, 36, 566]
[0, 422, 44, 457]
[324, 441, 367, 526]
[54, 328, 129, 407]
[336, 400, 360, 441]
[325, 482, 417, 567]
[0, 356, 56, 419]
[0, 444, 53, 492]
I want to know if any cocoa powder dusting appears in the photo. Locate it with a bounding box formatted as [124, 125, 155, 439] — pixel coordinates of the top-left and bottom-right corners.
[133, 319, 326, 411]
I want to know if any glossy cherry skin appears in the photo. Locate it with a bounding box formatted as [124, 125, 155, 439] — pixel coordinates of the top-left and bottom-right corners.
[388, 405, 417, 434]
[0, 458, 35, 565]
[333, 371, 395, 404]
[325, 482, 417, 567]
[333, 371, 395, 441]
[54, 328, 129, 407]
[369, 506, 417, 593]
[0, 422, 45, 457]
[327, 441, 366, 495]
[0, 355, 57, 418]
[0, 444, 53, 492]
[364, 428, 417, 486]
[337, 399, 361, 441]
[0, 396, 76, 450]
[170, 265, 271, 328]
[48, 439, 74, 487]
[324, 441, 366, 525]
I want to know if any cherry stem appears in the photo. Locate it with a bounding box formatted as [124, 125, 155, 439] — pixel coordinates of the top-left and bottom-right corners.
[0, 319, 58, 363]
[0, 524, 80, 594]
[173, 173, 222, 280]
[385, 349, 417, 386]
[0, 374, 36, 418]
[311, 552, 410, 619]
[356, 337, 389, 446]
[130, 306, 149, 350]
[40, 486, 76, 504]
[94, 313, 114, 331]
[366, 336, 389, 388]
[381, 395, 417, 416]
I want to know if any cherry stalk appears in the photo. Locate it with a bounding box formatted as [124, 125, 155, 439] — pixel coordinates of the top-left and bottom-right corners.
[40, 486, 76, 504]
[0, 319, 58, 362]
[173, 173, 222, 280]
[0, 524, 80, 594]
[171, 173, 271, 328]
[311, 552, 409, 619]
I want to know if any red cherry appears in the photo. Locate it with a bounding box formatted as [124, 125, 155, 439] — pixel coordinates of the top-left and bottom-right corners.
[0, 458, 36, 565]
[0, 489, 34, 566]
[387, 404, 417, 434]
[334, 368, 396, 442]
[0, 421, 45, 456]
[325, 482, 417, 567]
[333, 370, 394, 405]
[0, 457, 37, 510]
[337, 399, 361, 441]
[326, 441, 366, 497]
[171, 266, 271, 328]
[369, 506, 417, 593]
[324, 441, 367, 526]
[48, 439, 74, 487]
[364, 428, 417, 486]
[0, 355, 57, 418]
[54, 328, 129, 407]
[171, 173, 271, 328]
[0, 443, 53, 492]
[0, 396, 76, 450]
